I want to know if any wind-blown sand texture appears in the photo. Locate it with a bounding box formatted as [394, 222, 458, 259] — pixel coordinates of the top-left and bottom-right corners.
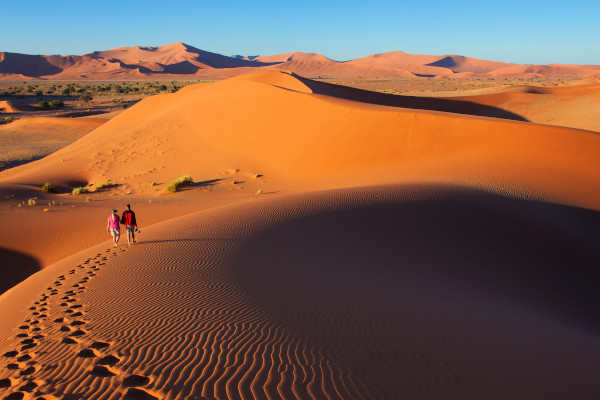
[1, 71, 599, 399]
[1, 42, 599, 79]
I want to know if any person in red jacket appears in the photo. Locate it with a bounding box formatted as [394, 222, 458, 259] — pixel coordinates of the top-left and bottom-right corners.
[120, 204, 139, 246]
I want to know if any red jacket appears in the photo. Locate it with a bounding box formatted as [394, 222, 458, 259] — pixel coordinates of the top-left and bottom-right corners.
[120, 210, 137, 226]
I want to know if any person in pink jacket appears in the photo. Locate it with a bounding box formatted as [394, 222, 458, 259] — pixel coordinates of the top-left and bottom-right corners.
[107, 208, 121, 247]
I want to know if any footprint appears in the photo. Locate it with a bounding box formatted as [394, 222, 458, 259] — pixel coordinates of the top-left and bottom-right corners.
[53, 317, 64, 323]
[59, 326, 71, 332]
[69, 329, 86, 337]
[71, 312, 84, 318]
[66, 299, 77, 303]
[19, 366, 35, 375]
[123, 374, 151, 387]
[31, 335, 44, 340]
[7, 363, 20, 369]
[70, 321, 86, 327]
[21, 343, 37, 351]
[28, 307, 36, 311]
[16, 354, 32, 362]
[20, 339, 34, 345]
[19, 380, 37, 392]
[97, 354, 120, 365]
[70, 305, 83, 309]
[91, 365, 117, 377]
[61, 338, 78, 345]
[4, 392, 25, 400]
[16, 334, 28, 338]
[77, 349, 97, 358]
[31, 327, 41, 332]
[122, 388, 158, 400]
[90, 342, 110, 350]
[0, 378, 11, 388]
[3, 350, 18, 357]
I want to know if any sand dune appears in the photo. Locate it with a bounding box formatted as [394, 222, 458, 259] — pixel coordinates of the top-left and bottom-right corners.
[451, 82, 600, 131]
[2, 43, 599, 79]
[2, 71, 598, 208]
[1, 185, 599, 399]
[1, 70, 600, 399]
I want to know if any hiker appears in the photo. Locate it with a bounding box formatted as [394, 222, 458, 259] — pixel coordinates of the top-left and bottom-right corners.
[107, 209, 121, 247]
[121, 204, 139, 246]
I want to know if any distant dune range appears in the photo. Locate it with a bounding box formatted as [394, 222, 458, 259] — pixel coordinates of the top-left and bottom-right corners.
[1, 42, 599, 79]
[0, 71, 599, 399]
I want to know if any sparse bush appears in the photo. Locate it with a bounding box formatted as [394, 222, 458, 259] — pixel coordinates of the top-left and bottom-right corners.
[41, 182, 57, 193]
[28, 198, 36, 206]
[86, 197, 92, 202]
[72, 187, 89, 195]
[256, 189, 263, 195]
[38, 101, 50, 109]
[79, 93, 93, 103]
[120, 104, 127, 109]
[165, 174, 193, 193]
[4, 116, 17, 123]
[149, 181, 156, 187]
[49, 99, 64, 108]
[94, 181, 112, 191]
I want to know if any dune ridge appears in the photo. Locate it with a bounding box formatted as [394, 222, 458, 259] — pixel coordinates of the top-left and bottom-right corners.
[1, 42, 599, 79]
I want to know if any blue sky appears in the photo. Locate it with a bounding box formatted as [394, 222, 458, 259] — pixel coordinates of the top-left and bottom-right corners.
[1, 0, 598, 64]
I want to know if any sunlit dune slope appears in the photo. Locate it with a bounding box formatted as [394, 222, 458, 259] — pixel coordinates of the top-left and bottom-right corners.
[1, 71, 599, 209]
[451, 83, 600, 132]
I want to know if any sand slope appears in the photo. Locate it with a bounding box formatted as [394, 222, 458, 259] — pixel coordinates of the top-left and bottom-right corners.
[1, 185, 599, 399]
[2, 71, 599, 208]
[1, 71, 600, 399]
[451, 83, 600, 132]
[2, 43, 599, 79]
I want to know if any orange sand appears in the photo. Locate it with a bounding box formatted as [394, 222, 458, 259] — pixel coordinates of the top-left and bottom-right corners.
[0, 71, 599, 399]
[1, 43, 599, 79]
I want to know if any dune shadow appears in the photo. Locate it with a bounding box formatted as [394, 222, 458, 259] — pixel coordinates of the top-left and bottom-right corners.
[0, 247, 41, 294]
[228, 187, 600, 397]
[296, 74, 530, 121]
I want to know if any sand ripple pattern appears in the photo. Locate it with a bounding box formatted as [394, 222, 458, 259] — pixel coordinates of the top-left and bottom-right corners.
[2, 184, 600, 399]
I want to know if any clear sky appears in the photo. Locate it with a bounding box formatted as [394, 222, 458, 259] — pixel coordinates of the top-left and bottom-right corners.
[1, 0, 598, 65]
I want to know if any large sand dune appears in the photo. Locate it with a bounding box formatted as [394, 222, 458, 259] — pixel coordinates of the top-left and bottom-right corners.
[1, 43, 599, 79]
[1, 185, 599, 399]
[1, 71, 600, 399]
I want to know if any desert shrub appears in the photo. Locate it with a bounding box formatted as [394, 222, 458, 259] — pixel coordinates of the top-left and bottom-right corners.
[94, 181, 112, 191]
[165, 174, 193, 193]
[86, 197, 92, 202]
[49, 99, 64, 108]
[41, 182, 57, 193]
[38, 101, 50, 109]
[61, 88, 72, 96]
[72, 187, 89, 195]
[120, 104, 127, 109]
[28, 198, 36, 206]
[4, 116, 17, 123]
[79, 93, 93, 103]
[256, 189, 263, 195]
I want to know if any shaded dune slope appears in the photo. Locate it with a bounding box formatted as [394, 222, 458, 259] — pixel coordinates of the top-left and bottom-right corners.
[1, 185, 599, 399]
